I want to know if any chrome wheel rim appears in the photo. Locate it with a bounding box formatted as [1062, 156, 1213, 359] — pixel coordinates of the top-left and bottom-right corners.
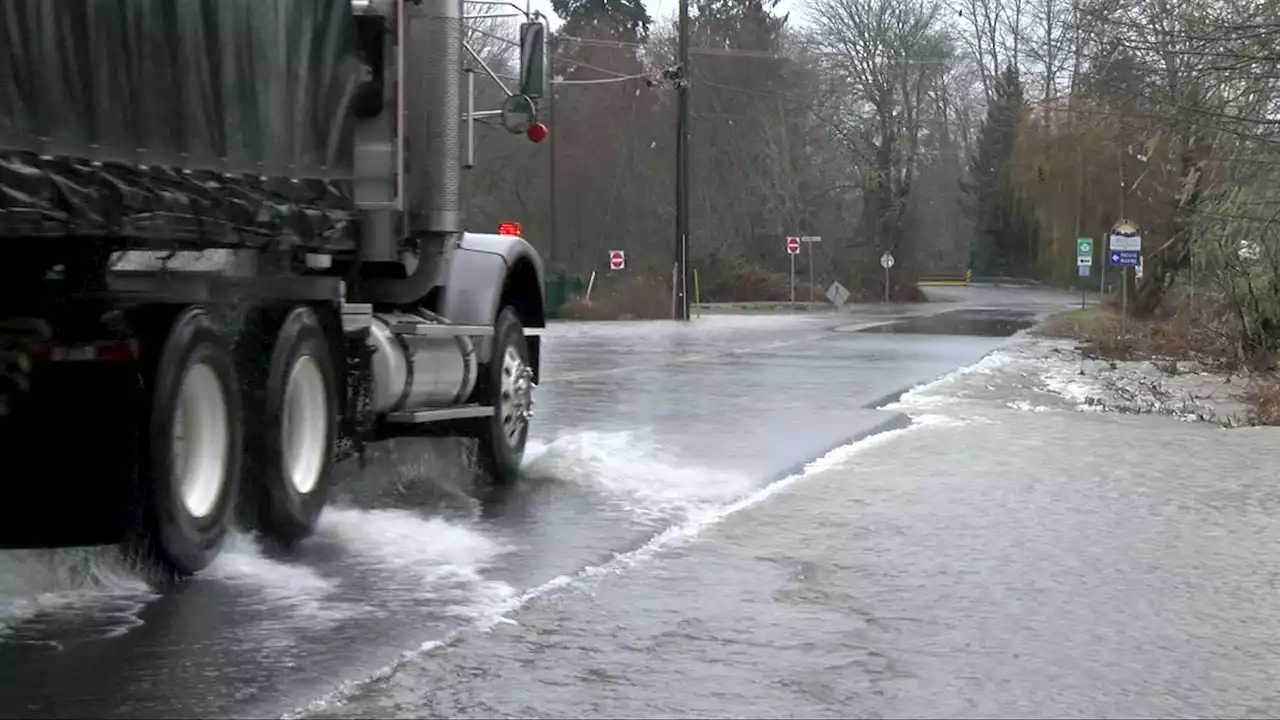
[281, 354, 328, 495]
[172, 361, 231, 519]
[499, 345, 535, 447]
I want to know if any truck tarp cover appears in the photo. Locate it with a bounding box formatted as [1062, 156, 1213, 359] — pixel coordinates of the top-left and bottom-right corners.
[0, 0, 362, 250]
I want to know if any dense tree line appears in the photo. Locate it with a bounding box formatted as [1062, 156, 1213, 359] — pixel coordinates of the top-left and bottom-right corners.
[463, 0, 1280, 363]
[463, 0, 974, 304]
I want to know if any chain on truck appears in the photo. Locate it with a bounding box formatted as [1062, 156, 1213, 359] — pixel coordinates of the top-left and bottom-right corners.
[0, 0, 553, 576]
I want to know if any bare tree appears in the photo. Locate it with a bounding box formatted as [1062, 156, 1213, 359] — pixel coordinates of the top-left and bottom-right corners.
[807, 0, 950, 294]
[465, 1, 519, 70]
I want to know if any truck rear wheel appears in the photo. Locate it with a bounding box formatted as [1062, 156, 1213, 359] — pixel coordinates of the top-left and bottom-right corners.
[248, 306, 338, 546]
[133, 307, 243, 577]
[475, 306, 534, 485]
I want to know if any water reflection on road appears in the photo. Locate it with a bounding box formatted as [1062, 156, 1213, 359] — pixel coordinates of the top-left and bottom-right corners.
[328, 332, 1280, 720]
[0, 290, 1072, 719]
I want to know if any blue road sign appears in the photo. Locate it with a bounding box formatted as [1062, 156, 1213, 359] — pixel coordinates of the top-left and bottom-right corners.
[1109, 250, 1140, 267]
[1079, 265, 1091, 277]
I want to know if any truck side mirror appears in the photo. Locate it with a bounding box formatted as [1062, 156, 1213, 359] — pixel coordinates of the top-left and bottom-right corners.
[519, 22, 547, 100]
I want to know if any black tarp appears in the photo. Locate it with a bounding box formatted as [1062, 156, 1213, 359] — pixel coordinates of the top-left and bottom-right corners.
[0, 0, 365, 251]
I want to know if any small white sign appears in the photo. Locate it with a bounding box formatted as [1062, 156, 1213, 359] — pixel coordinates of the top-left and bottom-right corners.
[1109, 220, 1141, 252]
[880, 252, 895, 269]
[1110, 234, 1141, 252]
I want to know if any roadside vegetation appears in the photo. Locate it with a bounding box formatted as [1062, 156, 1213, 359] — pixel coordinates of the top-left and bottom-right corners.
[558, 275, 673, 320]
[462, 0, 1279, 324]
[1038, 304, 1280, 426]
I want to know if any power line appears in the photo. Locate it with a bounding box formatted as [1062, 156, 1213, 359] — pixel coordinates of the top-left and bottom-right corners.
[489, 51, 650, 84]
[493, 70, 648, 85]
[557, 34, 793, 60]
[557, 73, 650, 84]
[558, 33, 959, 65]
[553, 52, 637, 77]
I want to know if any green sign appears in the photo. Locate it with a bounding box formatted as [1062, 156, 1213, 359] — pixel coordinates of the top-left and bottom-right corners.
[1076, 237, 1093, 265]
[519, 22, 547, 100]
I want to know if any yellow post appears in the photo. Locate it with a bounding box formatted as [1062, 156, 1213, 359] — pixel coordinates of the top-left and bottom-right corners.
[585, 270, 597, 302]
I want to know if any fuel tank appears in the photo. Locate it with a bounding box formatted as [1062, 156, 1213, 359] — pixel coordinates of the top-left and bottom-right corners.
[365, 310, 478, 414]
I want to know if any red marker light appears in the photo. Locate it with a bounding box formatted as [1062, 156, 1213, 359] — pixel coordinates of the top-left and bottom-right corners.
[94, 342, 136, 362]
[526, 122, 548, 144]
[34, 340, 137, 363]
[498, 221, 522, 236]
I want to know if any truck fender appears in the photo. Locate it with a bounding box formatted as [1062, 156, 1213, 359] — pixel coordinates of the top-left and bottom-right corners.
[440, 232, 547, 376]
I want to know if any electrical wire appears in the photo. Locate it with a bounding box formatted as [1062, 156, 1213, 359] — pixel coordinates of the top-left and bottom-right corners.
[556, 73, 652, 84]
[556, 33, 792, 59]
[553, 53, 640, 77]
[493, 70, 651, 85]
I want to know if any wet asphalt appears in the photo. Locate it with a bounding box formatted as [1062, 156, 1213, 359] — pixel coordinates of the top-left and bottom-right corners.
[328, 344, 1280, 720]
[0, 287, 1073, 719]
[320, 329, 1280, 720]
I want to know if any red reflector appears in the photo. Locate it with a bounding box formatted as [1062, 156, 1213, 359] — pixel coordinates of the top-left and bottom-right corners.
[498, 221, 521, 236]
[37, 341, 136, 363]
[95, 343, 136, 362]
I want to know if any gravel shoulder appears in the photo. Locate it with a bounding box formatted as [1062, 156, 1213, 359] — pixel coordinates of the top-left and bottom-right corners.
[1035, 306, 1279, 426]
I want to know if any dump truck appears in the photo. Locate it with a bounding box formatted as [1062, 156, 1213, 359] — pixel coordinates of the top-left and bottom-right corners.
[0, 0, 552, 576]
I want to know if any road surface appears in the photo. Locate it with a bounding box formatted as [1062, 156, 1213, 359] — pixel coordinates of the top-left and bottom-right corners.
[4, 286, 1278, 719]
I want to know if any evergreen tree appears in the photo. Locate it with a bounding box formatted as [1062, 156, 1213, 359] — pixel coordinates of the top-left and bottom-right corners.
[552, 0, 652, 41]
[969, 64, 1026, 277]
[693, 0, 787, 46]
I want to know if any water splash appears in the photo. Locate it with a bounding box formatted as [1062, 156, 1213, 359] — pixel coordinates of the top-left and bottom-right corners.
[521, 430, 755, 522]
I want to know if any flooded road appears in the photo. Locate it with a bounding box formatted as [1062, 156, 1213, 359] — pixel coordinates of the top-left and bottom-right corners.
[323, 333, 1280, 720]
[11, 286, 1242, 719]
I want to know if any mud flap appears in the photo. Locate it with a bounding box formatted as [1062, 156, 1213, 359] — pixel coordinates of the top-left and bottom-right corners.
[0, 362, 143, 548]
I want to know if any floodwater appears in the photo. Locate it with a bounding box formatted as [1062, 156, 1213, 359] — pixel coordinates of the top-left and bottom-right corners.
[858, 308, 1035, 337]
[318, 333, 1280, 720]
[12, 287, 1271, 719]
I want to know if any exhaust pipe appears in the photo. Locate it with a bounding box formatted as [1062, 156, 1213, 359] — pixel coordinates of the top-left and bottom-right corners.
[363, 0, 463, 305]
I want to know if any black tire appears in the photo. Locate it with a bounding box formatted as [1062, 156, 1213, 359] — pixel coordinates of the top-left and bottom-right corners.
[475, 306, 533, 485]
[248, 306, 338, 547]
[132, 307, 243, 577]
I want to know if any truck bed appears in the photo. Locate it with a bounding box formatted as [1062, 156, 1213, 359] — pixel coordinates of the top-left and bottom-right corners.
[0, 0, 364, 252]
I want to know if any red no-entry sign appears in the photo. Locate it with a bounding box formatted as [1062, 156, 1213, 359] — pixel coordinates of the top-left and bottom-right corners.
[609, 250, 626, 270]
[786, 236, 801, 254]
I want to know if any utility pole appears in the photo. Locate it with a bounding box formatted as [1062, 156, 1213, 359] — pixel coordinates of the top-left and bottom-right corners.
[1119, 146, 1129, 332]
[674, 0, 691, 321]
[1074, 141, 1084, 304]
[548, 51, 557, 269]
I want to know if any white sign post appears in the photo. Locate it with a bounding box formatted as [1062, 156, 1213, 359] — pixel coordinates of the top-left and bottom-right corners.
[1076, 237, 1092, 309]
[786, 236, 801, 307]
[826, 280, 850, 310]
[609, 250, 625, 271]
[880, 251, 895, 304]
[1108, 221, 1141, 334]
[801, 236, 821, 303]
